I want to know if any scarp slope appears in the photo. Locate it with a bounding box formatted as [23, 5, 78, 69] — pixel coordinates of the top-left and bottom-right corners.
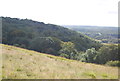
[1, 44, 118, 79]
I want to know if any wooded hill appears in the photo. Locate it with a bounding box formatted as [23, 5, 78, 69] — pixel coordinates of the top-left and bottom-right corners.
[2, 17, 101, 55]
[63, 25, 119, 44]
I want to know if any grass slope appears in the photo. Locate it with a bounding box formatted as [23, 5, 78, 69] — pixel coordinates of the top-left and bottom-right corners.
[1, 44, 118, 79]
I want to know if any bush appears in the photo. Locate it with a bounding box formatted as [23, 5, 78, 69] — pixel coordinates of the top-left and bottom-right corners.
[60, 53, 69, 58]
[59, 42, 78, 59]
[105, 61, 120, 67]
[80, 48, 98, 63]
[13, 44, 20, 47]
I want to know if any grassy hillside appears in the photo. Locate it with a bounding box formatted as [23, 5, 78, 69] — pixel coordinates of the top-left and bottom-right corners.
[1, 44, 118, 79]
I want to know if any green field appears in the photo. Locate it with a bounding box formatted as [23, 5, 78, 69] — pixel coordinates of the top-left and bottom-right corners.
[1, 44, 119, 79]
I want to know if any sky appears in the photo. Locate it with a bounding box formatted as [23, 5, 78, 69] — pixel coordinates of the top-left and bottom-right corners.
[0, 0, 119, 27]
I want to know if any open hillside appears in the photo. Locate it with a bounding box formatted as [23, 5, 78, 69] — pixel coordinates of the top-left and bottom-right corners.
[1, 44, 118, 79]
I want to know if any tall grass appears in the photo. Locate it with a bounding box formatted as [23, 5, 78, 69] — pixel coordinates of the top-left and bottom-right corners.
[1, 44, 119, 79]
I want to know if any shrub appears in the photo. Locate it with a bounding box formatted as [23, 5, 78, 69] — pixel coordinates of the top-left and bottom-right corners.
[83, 72, 96, 79]
[59, 42, 78, 59]
[16, 68, 22, 71]
[102, 74, 108, 78]
[80, 48, 98, 63]
[13, 44, 20, 47]
[105, 61, 120, 67]
[60, 53, 69, 58]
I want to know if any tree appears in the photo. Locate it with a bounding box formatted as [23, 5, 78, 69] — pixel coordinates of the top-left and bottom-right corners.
[13, 37, 29, 48]
[59, 42, 78, 59]
[9, 30, 26, 37]
[95, 44, 119, 64]
[29, 37, 62, 55]
[80, 48, 98, 63]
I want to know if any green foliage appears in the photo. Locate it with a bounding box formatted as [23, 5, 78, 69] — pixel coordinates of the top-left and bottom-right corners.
[59, 42, 78, 59]
[60, 53, 69, 58]
[101, 74, 108, 78]
[9, 29, 26, 37]
[105, 61, 120, 67]
[13, 37, 29, 48]
[83, 72, 96, 79]
[64, 25, 118, 44]
[3, 17, 108, 63]
[2, 17, 101, 54]
[13, 44, 20, 47]
[80, 48, 98, 63]
[79, 44, 119, 65]
[29, 37, 62, 55]
[85, 48, 98, 63]
[95, 44, 119, 64]
[16, 68, 22, 71]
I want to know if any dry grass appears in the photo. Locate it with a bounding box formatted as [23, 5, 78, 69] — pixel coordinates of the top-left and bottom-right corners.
[0, 44, 2, 80]
[1, 44, 119, 79]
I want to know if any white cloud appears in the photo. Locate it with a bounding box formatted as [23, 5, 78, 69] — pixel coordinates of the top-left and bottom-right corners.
[0, 0, 119, 26]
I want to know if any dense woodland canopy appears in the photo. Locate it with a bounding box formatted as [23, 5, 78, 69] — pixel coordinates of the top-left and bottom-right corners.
[2, 17, 119, 66]
[2, 17, 101, 51]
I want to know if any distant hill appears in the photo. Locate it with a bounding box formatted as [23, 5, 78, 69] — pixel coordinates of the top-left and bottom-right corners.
[62, 25, 117, 28]
[63, 25, 118, 44]
[2, 44, 118, 79]
[2, 17, 101, 55]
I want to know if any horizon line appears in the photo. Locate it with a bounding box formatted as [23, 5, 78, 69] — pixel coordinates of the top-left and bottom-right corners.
[1, 16, 118, 27]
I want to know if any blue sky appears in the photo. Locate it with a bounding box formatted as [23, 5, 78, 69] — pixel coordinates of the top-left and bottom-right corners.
[0, 0, 119, 27]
